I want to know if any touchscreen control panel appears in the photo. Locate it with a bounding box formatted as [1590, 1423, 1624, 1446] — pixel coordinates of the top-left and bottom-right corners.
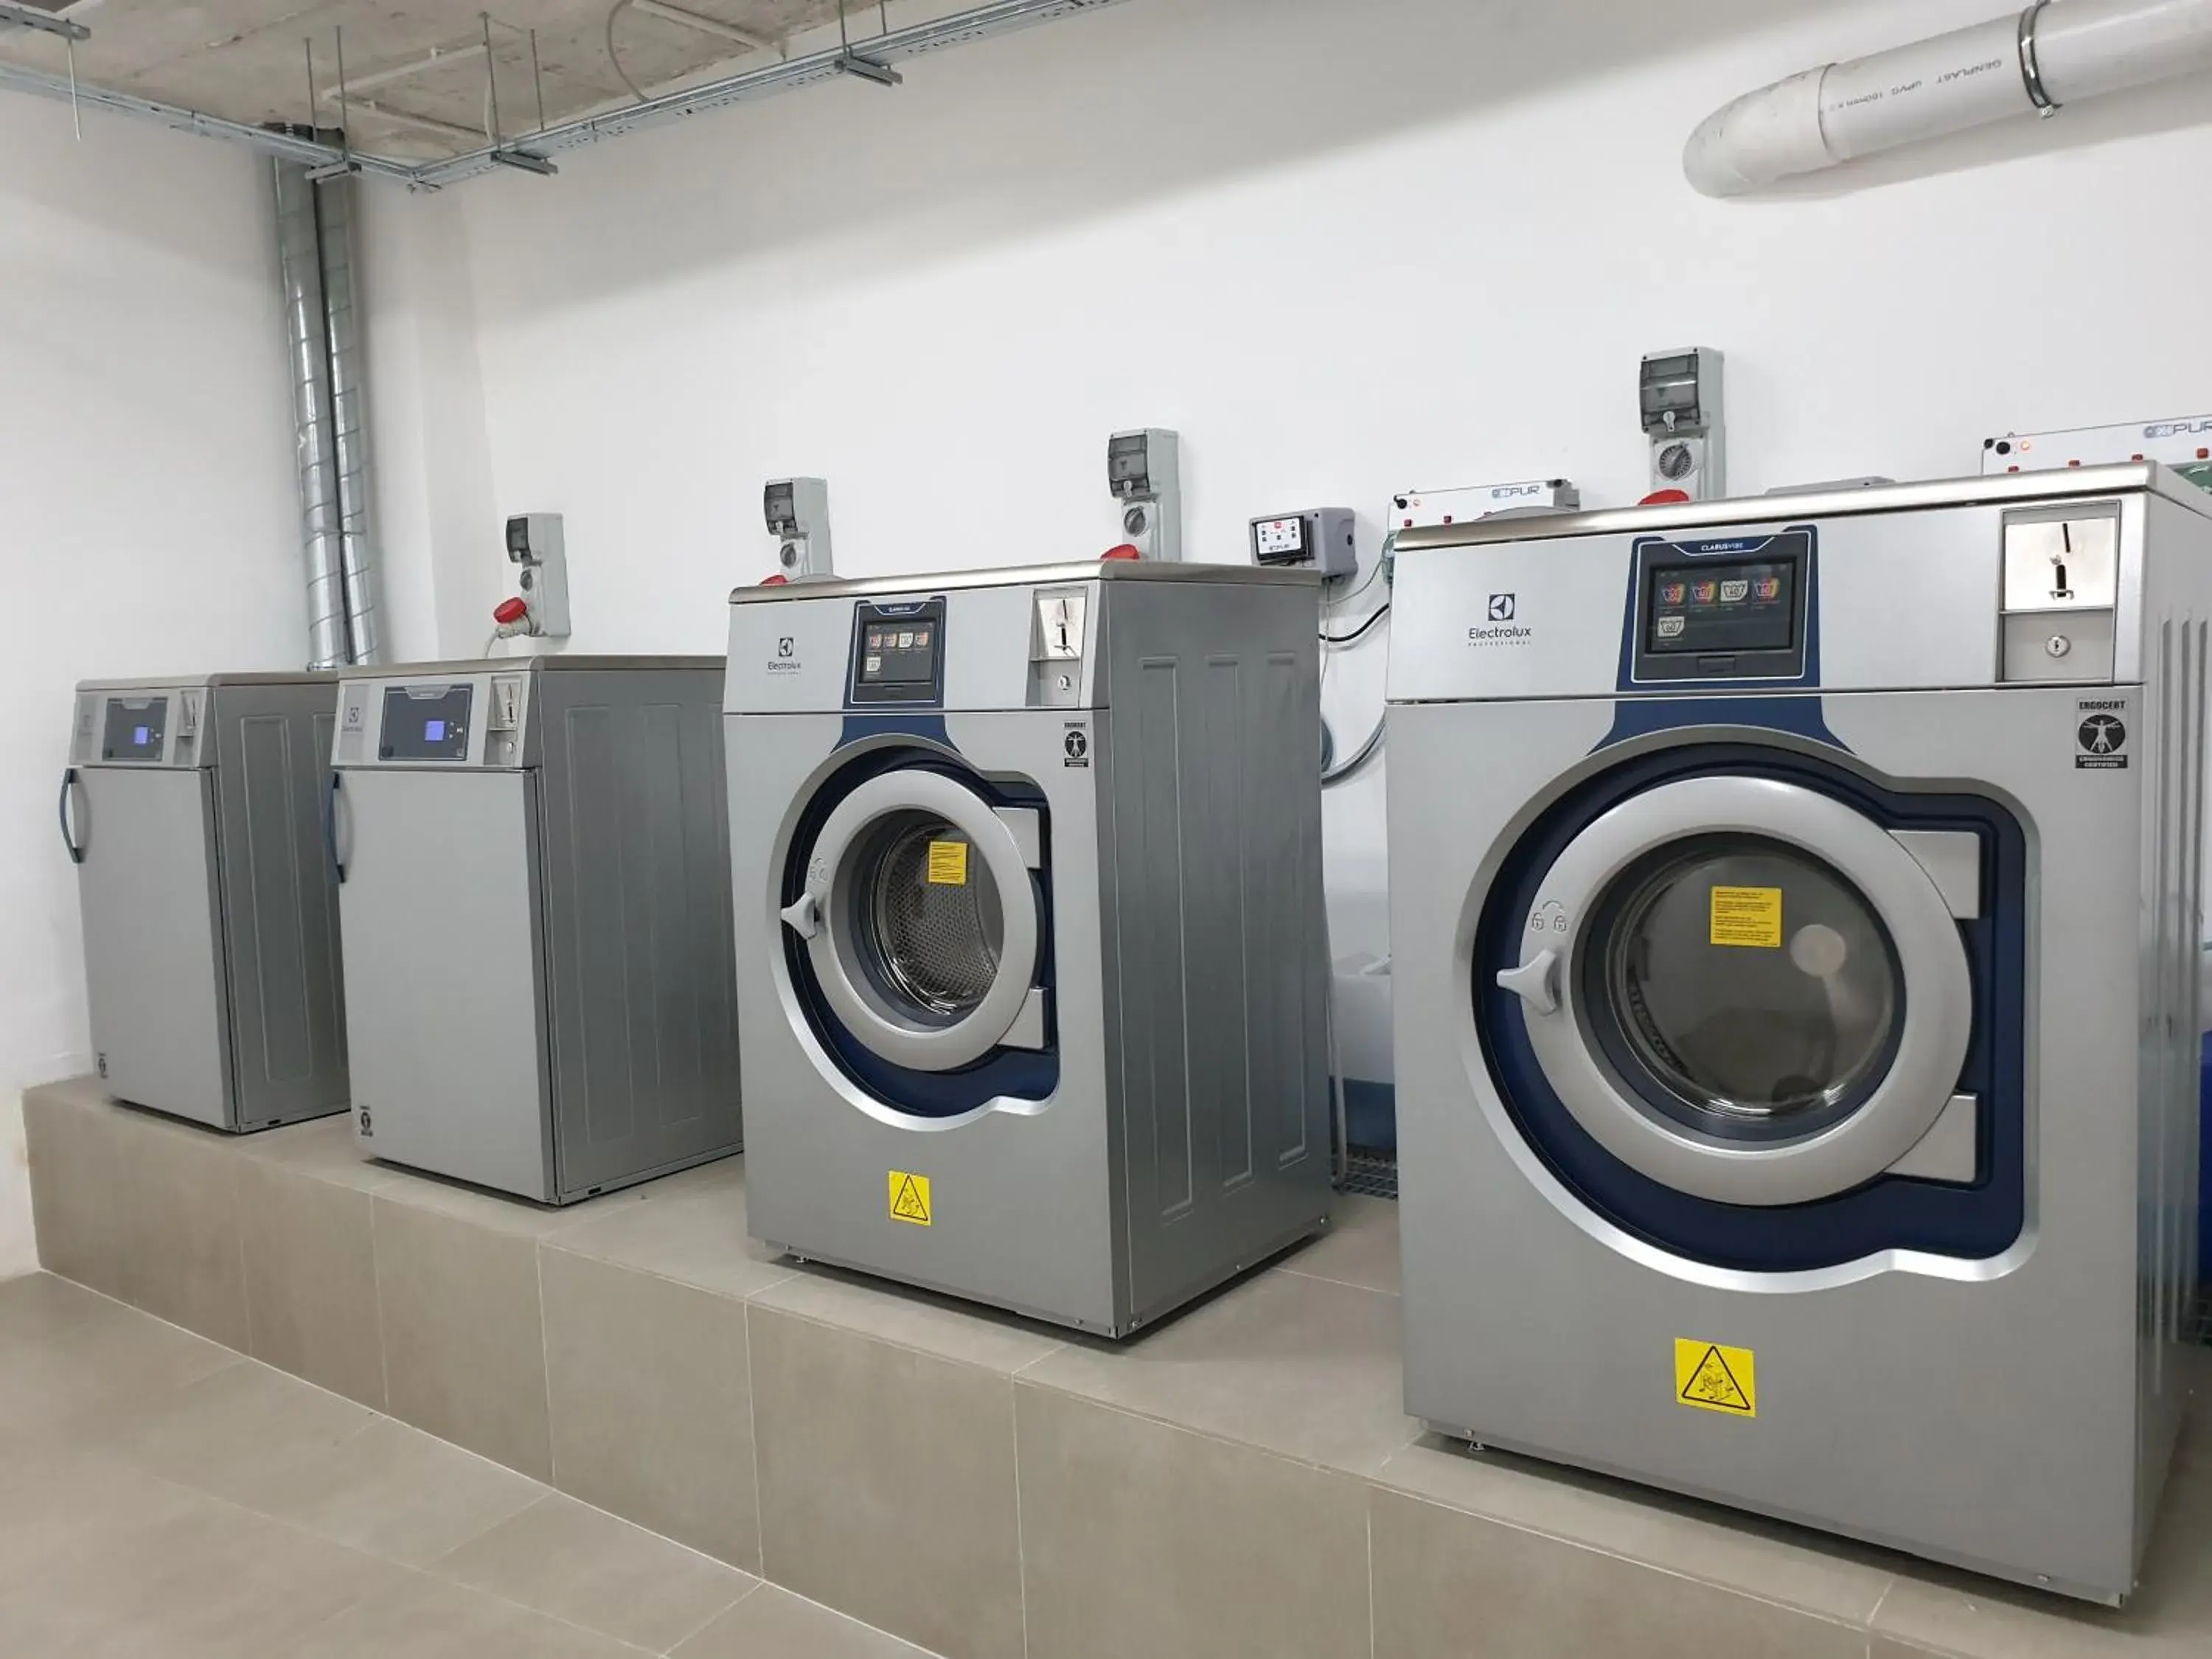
[1631, 530, 1812, 684]
[849, 599, 947, 706]
[379, 686, 473, 761]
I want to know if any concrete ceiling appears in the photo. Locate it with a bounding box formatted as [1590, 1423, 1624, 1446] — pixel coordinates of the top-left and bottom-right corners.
[0, 0, 867, 159]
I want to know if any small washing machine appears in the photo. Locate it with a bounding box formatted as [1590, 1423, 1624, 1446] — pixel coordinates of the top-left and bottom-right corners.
[61, 674, 347, 1131]
[726, 562, 1332, 1335]
[1387, 465, 2208, 1603]
[330, 657, 741, 1203]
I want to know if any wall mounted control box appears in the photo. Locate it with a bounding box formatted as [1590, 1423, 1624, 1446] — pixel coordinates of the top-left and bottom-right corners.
[1251, 509, 1357, 579]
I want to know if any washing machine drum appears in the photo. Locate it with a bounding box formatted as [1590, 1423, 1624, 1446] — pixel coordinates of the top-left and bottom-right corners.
[783, 767, 1048, 1074]
[1495, 773, 1978, 1208]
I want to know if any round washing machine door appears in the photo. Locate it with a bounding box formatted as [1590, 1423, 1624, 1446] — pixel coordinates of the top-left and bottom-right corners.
[782, 767, 1045, 1074]
[1495, 773, 1974, 1207]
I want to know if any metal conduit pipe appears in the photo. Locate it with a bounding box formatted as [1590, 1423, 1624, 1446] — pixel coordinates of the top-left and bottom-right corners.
[1683, 0, 2212, 196]
[272, 147, 350, 672]
[313, 168, 383, 667]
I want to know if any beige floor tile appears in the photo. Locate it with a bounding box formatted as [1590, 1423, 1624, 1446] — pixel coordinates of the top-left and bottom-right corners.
[432, 1492, 756, 1652]
[239, 1113, 398, 1194]
[373, 1193, 553, 1478]
[672, 1585, 937, 1658]
[0, 1280, 239, 1433]
[1276, 1192, 1402, 1294]
[1869, 1457, 2212, 1658]
[106, 1103, 254, 1348]
[72, 1354, 375, 1495]
[1020, 1263, 1416, 1475]
[0, 1441, 410, 1658]
[748, 1265, 1065, 1376]
[213, 1412, 548, 1567]
[1014, 1385, 1371, 1659]
[0, 1267, 125, 1338]
[548, 1160, 796, 1301]
[291, 1566, 656, 1658]
[542, 1245, 762, 1569]
[240, 1155, 388, 1407]
[367, 1157, 630, 1239]
[748, 1304, 1024, 1659]
[1370, 1486, 1869, 1659]
[22, 1085, 128, 1298]
[1374, 1433, 1895, 1626]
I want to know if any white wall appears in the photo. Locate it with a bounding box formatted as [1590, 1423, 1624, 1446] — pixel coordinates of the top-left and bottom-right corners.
[372, 0, 2212, 1068]
[0, 101, 312, 1277]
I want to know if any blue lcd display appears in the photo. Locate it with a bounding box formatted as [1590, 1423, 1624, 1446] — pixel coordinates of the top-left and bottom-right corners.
[424, 720, 446, 742]
[133, 726, 149, 745]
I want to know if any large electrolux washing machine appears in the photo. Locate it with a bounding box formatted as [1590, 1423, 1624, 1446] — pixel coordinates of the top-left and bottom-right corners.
[1387, 465, 2210, 1603]
[726, 562, 1332, 1335]
[330, 658, 741, 1203]
[61, 675, 347, 1131]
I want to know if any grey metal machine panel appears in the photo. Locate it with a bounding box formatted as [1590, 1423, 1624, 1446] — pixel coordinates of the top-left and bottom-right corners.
[1095, 577, 1332, 1323]
[338, 768, 554, 1200]
[535, 666, 742, 1200]
[76, 767, 233, 1127]
[209, 682, 349, 1130]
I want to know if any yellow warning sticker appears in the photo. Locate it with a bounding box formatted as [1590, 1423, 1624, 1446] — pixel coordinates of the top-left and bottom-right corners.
[926, 840, 969, 886]
[1674, 1339, 1756, 1417]
[888, 1170, 933, 1226]
[1708, 886, 1783, 949]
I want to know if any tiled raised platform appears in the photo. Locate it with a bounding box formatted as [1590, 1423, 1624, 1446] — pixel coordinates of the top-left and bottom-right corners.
[21, 1077, 2212, 1659]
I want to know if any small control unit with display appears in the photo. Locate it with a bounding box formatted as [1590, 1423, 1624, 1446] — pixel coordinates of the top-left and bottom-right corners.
[1251, 509, 1357, 580]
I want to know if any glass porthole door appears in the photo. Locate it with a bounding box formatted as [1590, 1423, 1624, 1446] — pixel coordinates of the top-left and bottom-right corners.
[1494, 774, 1977, 1206]
[781, 768, 1046, 1073]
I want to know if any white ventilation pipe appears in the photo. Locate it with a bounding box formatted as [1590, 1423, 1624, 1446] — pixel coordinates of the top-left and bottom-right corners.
[1684, 0, 2212, 197]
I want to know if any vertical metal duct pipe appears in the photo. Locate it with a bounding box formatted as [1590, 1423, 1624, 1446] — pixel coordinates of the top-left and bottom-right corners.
[312, 169, 383, 666]
[272, 147, 350, 672]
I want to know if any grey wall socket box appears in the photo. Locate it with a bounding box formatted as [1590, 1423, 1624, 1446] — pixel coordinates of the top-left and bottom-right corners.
[1640, 347, 1726, 501]
[1107, 429, 1183, 562]
[64, 673, 349, 1132]
[331, 655, 742, 1203]
[504, 512, 571, 638]
[765, 478, 834, 581]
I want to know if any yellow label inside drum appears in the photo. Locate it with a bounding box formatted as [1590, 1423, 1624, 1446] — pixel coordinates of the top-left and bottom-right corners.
[926, 840, 969, 886]
[1708, 885, 1782, 949]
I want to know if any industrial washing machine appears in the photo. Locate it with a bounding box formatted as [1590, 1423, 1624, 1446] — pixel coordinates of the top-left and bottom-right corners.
[1386, 465, 2208, 1603]
[60, 674, 347, 1131]
[330, 657, 740, 1203]
[726, 562, 1332, 1335]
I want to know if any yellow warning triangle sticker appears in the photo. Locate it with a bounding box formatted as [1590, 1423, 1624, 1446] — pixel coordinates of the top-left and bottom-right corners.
[1674, 1340, 1756, 1416]
[888, 1171, 933, 1226]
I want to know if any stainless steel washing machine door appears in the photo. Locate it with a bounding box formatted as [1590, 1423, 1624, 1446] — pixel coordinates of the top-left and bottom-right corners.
[1495, 773, 1977, 1206]
[782, 768, 1046, 1073]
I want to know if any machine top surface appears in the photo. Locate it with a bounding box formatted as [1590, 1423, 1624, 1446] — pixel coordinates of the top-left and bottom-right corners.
[74, 670, 338, 693]
[728, 558, 1321, 606]
[333, 654, 722, 677]
[1395, 463, 2208, 553]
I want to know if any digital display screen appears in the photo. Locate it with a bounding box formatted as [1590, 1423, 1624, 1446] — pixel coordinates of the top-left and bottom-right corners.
[849, 599, 948, 706]
[379, 685, 473, 761]
[102, 697, 168, 761]
[1645, 557, 1798, 655]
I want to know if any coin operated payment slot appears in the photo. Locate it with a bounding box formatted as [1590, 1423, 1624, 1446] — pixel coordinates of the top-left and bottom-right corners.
[764, 479, 834, 585]
[1030, 588, 1089, 708]
[492, 513, 571, 642]
[2000, 507, 2120, 683]
[1640, 348, 1726, 504]
[1106, 430, 1181, 562]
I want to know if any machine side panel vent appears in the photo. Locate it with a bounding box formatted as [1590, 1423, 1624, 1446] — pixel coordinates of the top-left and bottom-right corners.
[214, 684, 351, 1129]
[540, 672, 743, 1200]
[1105, 580, 1332, 1324]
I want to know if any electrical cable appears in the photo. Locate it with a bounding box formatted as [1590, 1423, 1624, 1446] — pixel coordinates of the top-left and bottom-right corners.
[1321, 602, 1391, 647]
[605, 0, 652, 104]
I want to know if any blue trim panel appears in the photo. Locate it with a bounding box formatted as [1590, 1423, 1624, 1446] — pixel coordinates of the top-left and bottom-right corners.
[785, 721, 1059, 1117]
[1475, 740, 2026, 1271]
[1596, 694, 1846, 753]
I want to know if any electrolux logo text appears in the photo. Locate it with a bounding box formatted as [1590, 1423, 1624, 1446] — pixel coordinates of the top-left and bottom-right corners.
[1470, 593, 1532, 647]
[767, 635, 802, 675]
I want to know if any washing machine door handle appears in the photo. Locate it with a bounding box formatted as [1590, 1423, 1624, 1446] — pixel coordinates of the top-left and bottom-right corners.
[1497, 950, 1561, 1015]
[779, 891, 821, 940]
